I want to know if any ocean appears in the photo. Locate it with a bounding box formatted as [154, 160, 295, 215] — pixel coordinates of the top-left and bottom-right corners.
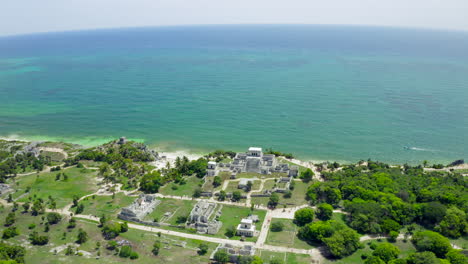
[0, 25, 467, 164]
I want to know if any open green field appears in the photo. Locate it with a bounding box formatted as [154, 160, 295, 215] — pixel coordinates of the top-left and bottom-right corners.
[80, 193, 136, 219]
[12, 167, 99, 208]
[144, 198, 196, 225]
[224, 180, 261, 193]
[251, 180, 310, 208]
[202, 171, 231, 192]
[217, 204, 267, 242]
[159, 176, 203, 197]
[323, 239, 417, 264]
[40, 151, 66, 162]
[265, 218, 312, 249]
[0, 205, 216, 264]
[257, 249, 312, 264]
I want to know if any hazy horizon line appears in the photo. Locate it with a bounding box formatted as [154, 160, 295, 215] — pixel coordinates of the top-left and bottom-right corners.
[2, 23, 468, 39]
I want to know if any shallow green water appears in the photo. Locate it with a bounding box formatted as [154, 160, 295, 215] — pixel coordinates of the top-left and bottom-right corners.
[0, 25, 467, 164]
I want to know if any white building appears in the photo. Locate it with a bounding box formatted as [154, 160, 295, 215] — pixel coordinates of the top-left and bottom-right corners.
[236, 218, 255, 237]
[207, 161, 218, 176]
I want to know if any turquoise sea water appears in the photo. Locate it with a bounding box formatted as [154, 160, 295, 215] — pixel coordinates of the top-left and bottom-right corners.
[0, 25, 467, 164]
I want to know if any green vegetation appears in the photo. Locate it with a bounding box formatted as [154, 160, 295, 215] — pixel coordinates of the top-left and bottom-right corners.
[14, 167, 99, 208]
[266, 218, 312, 249]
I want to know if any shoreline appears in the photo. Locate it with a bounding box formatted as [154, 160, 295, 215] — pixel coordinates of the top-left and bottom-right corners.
[0, 135, 461, 167]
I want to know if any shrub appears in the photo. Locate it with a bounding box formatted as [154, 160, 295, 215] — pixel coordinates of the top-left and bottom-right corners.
[270, 222, 285, 232]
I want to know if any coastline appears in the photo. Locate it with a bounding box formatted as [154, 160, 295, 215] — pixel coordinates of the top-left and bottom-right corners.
[0, 134, 461, 166]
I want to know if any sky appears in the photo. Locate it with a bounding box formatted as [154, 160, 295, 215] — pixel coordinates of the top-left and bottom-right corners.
[2, 0, 468, 36]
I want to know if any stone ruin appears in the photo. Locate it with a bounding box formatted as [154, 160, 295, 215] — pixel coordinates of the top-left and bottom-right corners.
[187, 201, 222, 235]
[0, 184, 12, 195]
[211, 243, 256, 263]
[118, 194, 160, 222]
[207, 147, 299, 179]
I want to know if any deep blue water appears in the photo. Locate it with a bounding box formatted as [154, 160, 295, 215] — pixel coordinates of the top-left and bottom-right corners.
[0, 25, 467, 164]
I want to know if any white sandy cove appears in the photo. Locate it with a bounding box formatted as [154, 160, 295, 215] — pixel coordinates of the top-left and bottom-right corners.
[150, 150, 203, 170]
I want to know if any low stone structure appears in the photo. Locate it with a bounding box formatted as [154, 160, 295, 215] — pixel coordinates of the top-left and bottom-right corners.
[0, 184, 12, 195]
[206, 147, 298, 179]
[187, 201, 222, 235]
[211, 244, 256, 263]
[237, 178, 254, 190]
[118, 194, 160, 222]
[236, 218, 255, 237]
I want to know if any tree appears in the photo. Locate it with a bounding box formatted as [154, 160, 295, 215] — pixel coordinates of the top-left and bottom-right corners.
[294, 207, 314, 226]
[251, 256, 264, 264]
[218, 190, 226, 201]
[46, 212, 62, 224]
[101, 221, 123, 239]
[406, 251, 439, 264]
[323, 228, 361, 258]
[388, 231, 399, 242]
[29, 231, 49, 245]
[232, 191, 242, 202]
[119, 245, 132, 258]
[68, 218, 77, 229]
[2, 226, 19, 239]
[422, 202, 446, 225]
[22, 202, 30, 213]
[381, 219, 401, 234]
[65, 245, 74, 255]
[213, 176, 222, 187]
[300, 168, 314, 182]
[225, 225, 236, 238]
[193, 188, 202, 198]
[139, 171, 163, 193]
[364, 256, 385, 264]
[437, 207, 467, 238]
[246, 181, 253, 192]
[4, 212, 15, 227]
[411, 231, 451, 258]
[152, 240, 161, 256]
[198, 243, 209, 255]
[75, 204, 84, 214]
[270, 221, 284, 232]
[268, 193, 279, 208]
[373, 243, 400, 263]
[316, 203, 333, 220]
[446, 249, 468, 264]
[77, 228, 88, 244]
[0, 242, 25, 263]
[214, 249, 229, 264]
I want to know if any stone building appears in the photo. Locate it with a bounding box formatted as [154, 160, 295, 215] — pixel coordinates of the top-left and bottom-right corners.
[187, 201, 222, 235]
[236, 218, 256, 237]
[211, 244, 256, 264]
[206, 147, 299, 177]
[118, 194, 160, 222]
[237, 178, 254, 190]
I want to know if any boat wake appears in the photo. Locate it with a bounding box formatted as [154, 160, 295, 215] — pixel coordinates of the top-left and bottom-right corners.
[403, 146, 436, 152]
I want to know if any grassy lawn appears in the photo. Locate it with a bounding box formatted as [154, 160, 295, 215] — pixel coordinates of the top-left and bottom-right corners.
[217, 205, 266, 242]
[265, 218, 312, 249]
[12, 167, 99, 208]
[279, 180, 309, 207]
[323, 239, 417, 264]
[40, 151, 66, 162]
[257, 250, 312, 264]
[144, 198, 196, 225]
[202, 171, 231, 192]
[159, 176, 204, 197]
[80, 193, 136, 219]
[0, 205, 215, 264]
